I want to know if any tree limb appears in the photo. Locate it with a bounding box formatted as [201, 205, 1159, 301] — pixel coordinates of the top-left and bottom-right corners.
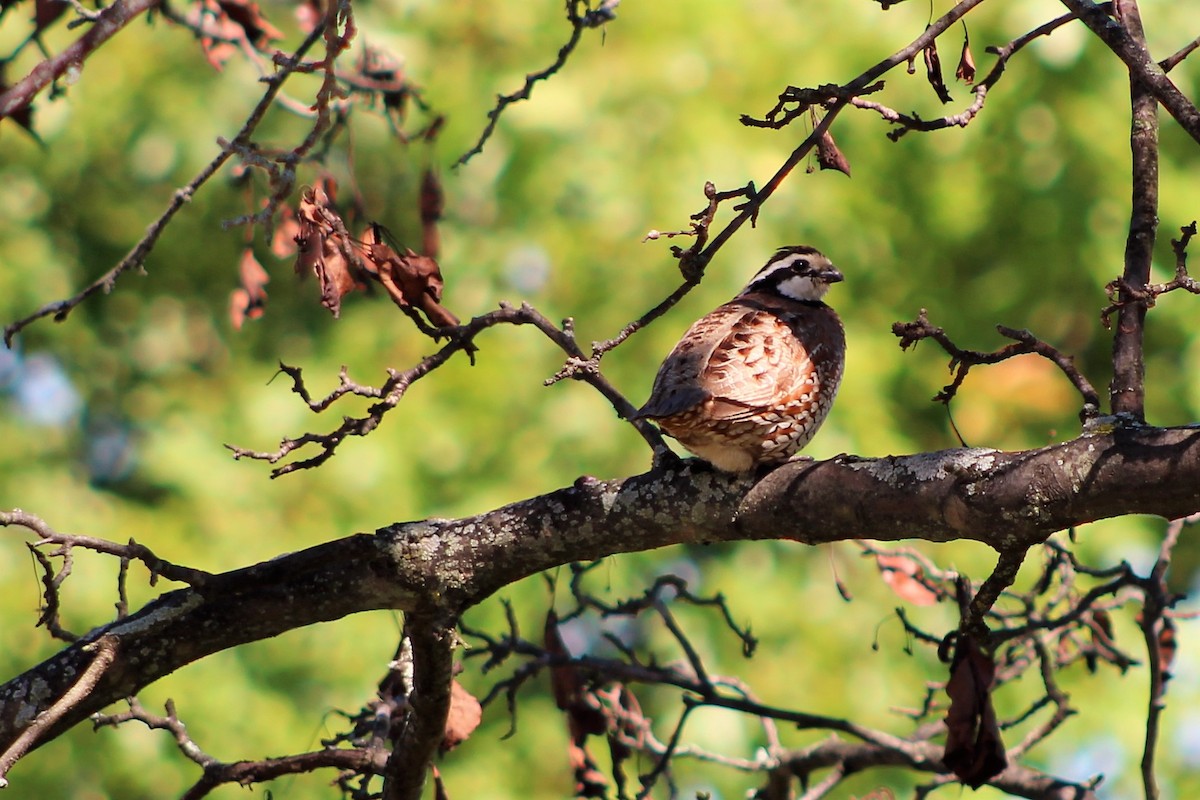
[1, 425, 1198, 763]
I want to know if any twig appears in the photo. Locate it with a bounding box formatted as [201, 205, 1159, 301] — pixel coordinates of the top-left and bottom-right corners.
[1135, 512, 1190, 800]
[892, 309, 1101, 420]
[93, 697, 387, 800]
[455, 0, 616, 166]
[0, 0, 160, 122]
[851, 8, 1085, 140]
[229, 301, 666, 476]
[1101, 222, 1200, 324]
[1, 508, 212, 587]
[595, 0, 989, 367]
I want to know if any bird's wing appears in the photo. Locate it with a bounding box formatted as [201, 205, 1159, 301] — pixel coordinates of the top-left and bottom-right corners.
[637, 303, 809, 420]
[700, 308, 810, 419]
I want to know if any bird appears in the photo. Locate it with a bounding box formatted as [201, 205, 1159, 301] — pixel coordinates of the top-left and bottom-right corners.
[634, 245, 845, 473]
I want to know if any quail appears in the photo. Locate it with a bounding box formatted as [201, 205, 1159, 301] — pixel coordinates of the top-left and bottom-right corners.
[634, 245, 845, 473]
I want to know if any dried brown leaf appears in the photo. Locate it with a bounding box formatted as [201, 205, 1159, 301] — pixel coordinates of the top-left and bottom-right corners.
[441, 679, 482, 752]
[922, 31, 953, 103]
[294, 183, 364, 317]
[362, 225, 460, 328]
[956, 34, 977, 84]
[815, 129, 852, 177]
[943, 637, 1006, 787]
[1159, 616, 1178, 674]
[271, 207, 300, 258]
[544, 611, 605, 737]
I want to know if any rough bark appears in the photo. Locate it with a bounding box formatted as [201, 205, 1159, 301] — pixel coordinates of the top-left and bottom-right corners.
[1, 424, 1198, 758]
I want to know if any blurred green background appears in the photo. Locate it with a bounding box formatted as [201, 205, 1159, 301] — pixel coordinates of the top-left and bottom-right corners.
[1, 0, 1199, 797]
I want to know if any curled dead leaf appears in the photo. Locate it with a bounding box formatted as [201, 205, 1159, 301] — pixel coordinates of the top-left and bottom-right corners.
[815, 129, 852, 177]
[361, 224, 460, 328]
[956, 34, 977, 84]
[943, 636, 1007, 788]
[217, 0, 283, 48]
[922, 31, 953, 104]
[294, 182, 366, 317]
[441, 679, 482, 752]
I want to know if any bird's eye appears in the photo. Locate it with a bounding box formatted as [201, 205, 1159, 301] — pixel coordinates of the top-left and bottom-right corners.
[794, 259, 808, 270]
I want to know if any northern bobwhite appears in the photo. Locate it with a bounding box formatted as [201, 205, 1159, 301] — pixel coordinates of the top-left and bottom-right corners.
[634, 245, 845, 472]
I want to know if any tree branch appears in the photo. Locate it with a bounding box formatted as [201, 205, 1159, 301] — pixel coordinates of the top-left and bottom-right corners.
[1108, 0, 1159, 420]
[381, 616, 455, 800]
[1, 425, 1198, 764]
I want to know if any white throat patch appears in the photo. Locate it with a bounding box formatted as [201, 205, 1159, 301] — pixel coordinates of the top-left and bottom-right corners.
[776, 274, 828, 302]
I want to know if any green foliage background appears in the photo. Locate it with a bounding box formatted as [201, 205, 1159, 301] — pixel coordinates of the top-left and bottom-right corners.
[1, 1, 1199, 798]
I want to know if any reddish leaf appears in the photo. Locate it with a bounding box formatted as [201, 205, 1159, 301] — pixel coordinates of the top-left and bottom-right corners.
[944, 637, 1007, 787]
[440, 679, 482, 752]
[271, 207, 301, 258]
[876, 554, 938, 606]
[956, 34, 977, 84]
[815, 129, 852, 177]
[922, 31, 953, 103]
[229, 248, 269, 329]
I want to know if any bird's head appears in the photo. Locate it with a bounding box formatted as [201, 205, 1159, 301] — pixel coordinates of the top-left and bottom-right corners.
[741, 245, 843, 302]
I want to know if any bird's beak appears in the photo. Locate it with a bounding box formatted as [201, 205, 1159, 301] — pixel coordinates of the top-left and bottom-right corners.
[821, 267, 845, 284]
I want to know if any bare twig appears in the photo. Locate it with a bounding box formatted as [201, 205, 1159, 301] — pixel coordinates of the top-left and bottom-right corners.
[0, 635, 118, 786]
[93, 697, 387, 800]
[2, 509, 212, 587]
[893, 309, 1101, 420]
[851, 8, 1086, 140]
[455, 0, 616, 166]
[0, 0, 161, 122]
[229, 301, 667, 476]
[1101, 222, 1200, 324]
